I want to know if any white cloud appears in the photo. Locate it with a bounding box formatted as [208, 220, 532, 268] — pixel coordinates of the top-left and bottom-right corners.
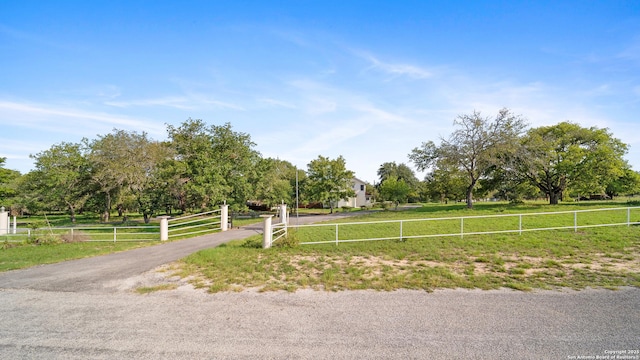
[0, 100, 163, 136]
[257, 98, 297, 109]
[357, 51, 433, 79]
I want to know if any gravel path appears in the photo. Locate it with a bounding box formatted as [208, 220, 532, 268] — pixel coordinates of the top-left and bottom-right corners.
[0, 213, 638, 359]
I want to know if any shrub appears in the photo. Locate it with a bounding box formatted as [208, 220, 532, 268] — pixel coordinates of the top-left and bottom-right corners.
[273, 231, 299, 248]
[240, 237, 262, 249]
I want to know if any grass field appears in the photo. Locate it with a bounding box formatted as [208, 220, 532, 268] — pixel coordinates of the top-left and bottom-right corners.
[0, 241, 156, 272]
[174, 201, 640, 293]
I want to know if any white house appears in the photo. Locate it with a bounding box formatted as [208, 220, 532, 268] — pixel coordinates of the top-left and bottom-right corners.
[337, 178, 372, 208]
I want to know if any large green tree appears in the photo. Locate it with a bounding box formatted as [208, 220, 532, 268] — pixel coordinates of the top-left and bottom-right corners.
[305, 155, 355, 213]
[86, 129, 159, 221]
[606, 169, 640, 198]
[29, 142, 91, 222]
[377, 162, 420, 202]
[410, 108, 526, 208]
[0, 157, 21, 205]
[167, 119, 260, 211]
[423, 161, 467, 203]
[253, 158, 296, 208]
[514, 122, 628, 204]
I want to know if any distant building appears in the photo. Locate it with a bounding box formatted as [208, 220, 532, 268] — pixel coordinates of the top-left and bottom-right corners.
[337, 178, 372, 208]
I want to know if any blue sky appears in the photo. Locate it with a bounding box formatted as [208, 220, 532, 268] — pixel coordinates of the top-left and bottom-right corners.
[1, 1, 639, 183]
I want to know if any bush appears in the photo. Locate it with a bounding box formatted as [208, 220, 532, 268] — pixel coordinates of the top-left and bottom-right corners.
[273, 231, 299, 248]
[240, 237, 263, 249]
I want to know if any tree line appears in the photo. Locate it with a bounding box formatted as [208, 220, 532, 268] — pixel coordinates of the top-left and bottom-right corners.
[0, 119, 358, 222]
[395, 108, 639, 208]
[1, 110, 639, 221]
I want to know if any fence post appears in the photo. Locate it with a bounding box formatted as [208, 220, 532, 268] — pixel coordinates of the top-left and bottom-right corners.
[261, 215, 273, 249]
[279, 204, 287, 224]
[336, 224, 339, 245]
[0, 207, 7, 236]
[221, 204, 229, 231]
[628, 207, 631, 227]
[400, 220, 403, 241]
[519, 214, 522, 235]
[460, 217, 464, 239]
[159, 216, 170, 241]
[12, 216, 17, 234]
[574, 211, 577, 232]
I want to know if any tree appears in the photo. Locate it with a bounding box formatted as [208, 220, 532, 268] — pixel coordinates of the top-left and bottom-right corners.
[606, 169, 640, 198]
[305, 155, 355, 213]
[410, 108, 526, 208]
[377, 162, 420, 202]
[514, 122, 628, 204]
[0, 158, 20, 205]
[166, 119, 260, 212]
[86, 129, 160, 221]
[29, 142, 91, 222]
[253, 158, 296, 208]
[379, 176, 410, 210]
[423, 162, 467, 203]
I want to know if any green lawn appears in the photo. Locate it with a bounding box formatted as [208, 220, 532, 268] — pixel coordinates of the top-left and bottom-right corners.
[175, 201, 640, 293]
[0, 241, 157, 272]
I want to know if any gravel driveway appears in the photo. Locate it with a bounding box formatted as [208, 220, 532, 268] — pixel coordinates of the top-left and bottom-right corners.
[0, 213, 638, 359]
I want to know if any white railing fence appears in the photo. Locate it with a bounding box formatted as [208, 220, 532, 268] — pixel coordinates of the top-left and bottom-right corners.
[0, 204, 230, 243]
[165, 205, 229, 240]
[268, 206, 640, 247]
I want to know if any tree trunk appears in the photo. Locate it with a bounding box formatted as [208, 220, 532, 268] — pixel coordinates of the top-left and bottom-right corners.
[466, 185, 474, 209]
[549, 191, 560, 205]
[103, 193, 111, 222]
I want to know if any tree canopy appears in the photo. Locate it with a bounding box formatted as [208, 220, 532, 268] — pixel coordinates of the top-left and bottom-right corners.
[514, 122, 629, 204]
[306, 155, 355, 213]
[410, 108, 527, 208]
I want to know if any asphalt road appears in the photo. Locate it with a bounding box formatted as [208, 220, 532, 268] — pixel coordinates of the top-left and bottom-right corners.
[0, 213, 638, 359]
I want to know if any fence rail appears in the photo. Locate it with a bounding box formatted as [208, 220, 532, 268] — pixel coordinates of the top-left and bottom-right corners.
[0, 206, 229, 243]
[0, 225, 160, 243]
[279, 206, 640, 246]
[167, 208, 227, 239]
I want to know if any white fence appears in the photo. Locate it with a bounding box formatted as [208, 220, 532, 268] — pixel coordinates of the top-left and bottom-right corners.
[274, 207, 640, 246]
[0, 205, 229, 243]
[166, 207, 228, 240]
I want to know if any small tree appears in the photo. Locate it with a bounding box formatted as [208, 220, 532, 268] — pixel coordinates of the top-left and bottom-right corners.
[305, 155, 355, 213]
[379, 176, 410, 210]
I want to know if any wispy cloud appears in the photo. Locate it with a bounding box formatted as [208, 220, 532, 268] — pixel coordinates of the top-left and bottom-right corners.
[105, 96, 194, 110]
[356, 51, 433, 79]
[0, 100, 162, 136]
[105, 95, 245, 111]
[257, 98, 297, 109]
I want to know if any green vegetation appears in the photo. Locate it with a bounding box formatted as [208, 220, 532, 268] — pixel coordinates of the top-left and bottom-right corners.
[174, 202, 640, 293]
[135, 283, 178, 294]
[0, 241, 155, 272]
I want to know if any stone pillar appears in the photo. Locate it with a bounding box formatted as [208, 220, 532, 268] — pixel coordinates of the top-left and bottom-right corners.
[0, 207, 8, 236]
[220, 204, 229, 231]
[279, 204, 287, 224]
[261, 215, 273, 249]
[159, 216, 170, 241]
